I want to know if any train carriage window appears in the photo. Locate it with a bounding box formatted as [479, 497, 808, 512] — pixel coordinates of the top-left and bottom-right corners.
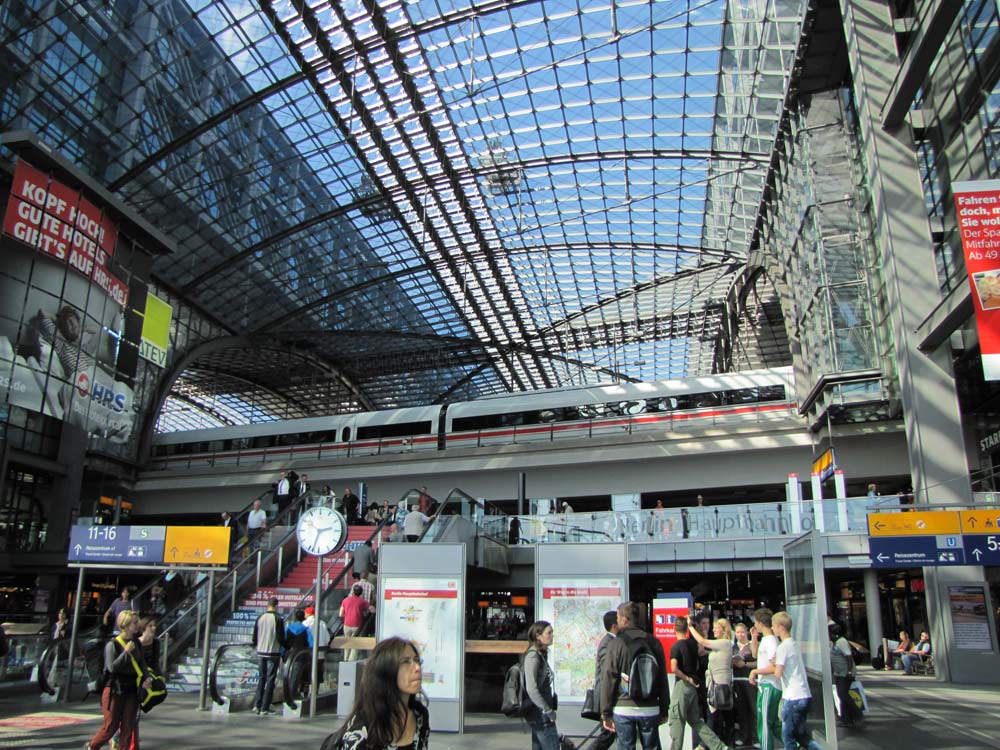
[357, 421, 432, 440]
[729, 388, 759, 404]
[342, 427, 351, 442]
[538, 409, 561, 423]
[452, 414, 505, 431]
[759, 385, 786, 401]
[694, 392, 721, 408]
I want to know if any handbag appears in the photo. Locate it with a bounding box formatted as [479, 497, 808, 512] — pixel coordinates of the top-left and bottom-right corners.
[707, 682, 733, 711]
[580, 687, 600, 721]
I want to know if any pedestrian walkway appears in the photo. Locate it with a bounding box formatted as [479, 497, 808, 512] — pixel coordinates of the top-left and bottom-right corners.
[2, 666, 999, 750]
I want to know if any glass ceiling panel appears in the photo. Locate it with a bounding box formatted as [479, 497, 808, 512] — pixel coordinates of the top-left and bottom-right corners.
[1, 0, 800, 425]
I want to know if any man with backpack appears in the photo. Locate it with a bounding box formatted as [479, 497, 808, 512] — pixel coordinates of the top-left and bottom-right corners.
[252, 597, 286, 715]
[599, 602, 670, 750]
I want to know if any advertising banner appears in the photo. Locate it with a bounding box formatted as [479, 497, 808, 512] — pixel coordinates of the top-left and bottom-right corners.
[1, 159, 139, 442]
[652, 594, 693, 673]
[537, 578, 623, 701]
[3, 160, 126, 305]
[379, 576, 461, 699]
[948, 585, 993, 650]
[139, 292, 171, 368]
[954, 180, 1000, 379]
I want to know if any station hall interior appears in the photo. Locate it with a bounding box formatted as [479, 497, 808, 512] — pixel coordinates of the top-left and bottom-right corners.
[2, 0, 1000, 745]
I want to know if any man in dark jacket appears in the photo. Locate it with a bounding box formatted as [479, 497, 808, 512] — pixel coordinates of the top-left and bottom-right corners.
[600, 601, 670, 750]
[592, 610, 620, 750]
[252, 598, 286, 714]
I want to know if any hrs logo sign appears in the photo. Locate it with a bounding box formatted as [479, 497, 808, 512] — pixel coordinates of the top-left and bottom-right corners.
[75, 371, 128, 412]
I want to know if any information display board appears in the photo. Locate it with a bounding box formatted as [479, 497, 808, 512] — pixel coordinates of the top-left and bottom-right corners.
[948, 586, 994, 650]
[68, 524, 227, 565]
[379, 576, 462, 700]
[538, 577, 623, 701]
[68, 525, 165, 563]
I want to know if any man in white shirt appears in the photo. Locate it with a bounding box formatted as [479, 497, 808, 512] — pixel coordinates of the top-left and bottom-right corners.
[748, 608, 782, 750]
[247, 500, 268, 546]
[275, 471, 291, 513]
[772, 611, 820, 750]
[403, 505, 430, 542]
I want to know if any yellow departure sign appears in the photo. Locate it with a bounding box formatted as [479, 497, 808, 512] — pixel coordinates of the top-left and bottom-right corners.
[164, 526, 230, 565]
[959, 509, 1000, 534]
[867, 511, 960, 537]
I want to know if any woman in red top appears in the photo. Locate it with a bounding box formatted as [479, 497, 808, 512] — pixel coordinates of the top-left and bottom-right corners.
[339, 584, 370, 661]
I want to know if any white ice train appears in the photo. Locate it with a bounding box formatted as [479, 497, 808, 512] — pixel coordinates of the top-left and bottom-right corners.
[150, 366, 796, 467]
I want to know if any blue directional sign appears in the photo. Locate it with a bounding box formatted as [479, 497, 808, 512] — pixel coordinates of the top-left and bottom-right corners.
[68, 525, 166, 563]
[869, 535, 967, 568]
[962, 534, 1000, 566]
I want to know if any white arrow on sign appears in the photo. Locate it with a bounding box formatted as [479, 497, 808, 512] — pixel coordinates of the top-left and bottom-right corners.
[972, 548, 983, 561]
[74, 544, 82, 555]
[876, 553, 889, 562]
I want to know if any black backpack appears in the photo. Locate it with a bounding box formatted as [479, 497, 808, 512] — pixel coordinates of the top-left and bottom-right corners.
[0, 625, 8, 659]
[501, 656, 531, 717]
[619, 631, 658, 701]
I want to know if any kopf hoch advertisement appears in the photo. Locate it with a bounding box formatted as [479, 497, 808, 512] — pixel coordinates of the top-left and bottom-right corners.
[1, 159, 140, 443]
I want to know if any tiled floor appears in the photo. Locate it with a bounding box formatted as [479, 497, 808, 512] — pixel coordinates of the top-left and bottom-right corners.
[2, 667, 999, 750]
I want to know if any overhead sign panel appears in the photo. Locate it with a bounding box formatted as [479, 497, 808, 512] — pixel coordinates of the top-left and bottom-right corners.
[68, 525, 165, 563]
[962, 534, 1000, 565]
[867, 511, 960, 537]
[68, 524, 227, 565]
[959, 509, 1000, 535]
[869, 536, 966, 568]
[163, 526, 230, 565]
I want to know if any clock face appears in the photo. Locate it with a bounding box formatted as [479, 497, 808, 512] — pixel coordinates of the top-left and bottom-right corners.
[296, 507, 348, 556]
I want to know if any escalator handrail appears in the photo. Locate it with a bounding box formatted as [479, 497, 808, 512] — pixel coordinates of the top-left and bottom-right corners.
[209, 642, 256, 706]
[279, 646, 328, 709]
[415, 486, 479, 543]
[36, 637, 65, 695]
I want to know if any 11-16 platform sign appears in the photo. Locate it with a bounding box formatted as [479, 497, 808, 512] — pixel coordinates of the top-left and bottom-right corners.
[955, 180, 1000, 380]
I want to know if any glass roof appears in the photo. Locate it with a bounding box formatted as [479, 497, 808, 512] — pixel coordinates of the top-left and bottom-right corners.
[0, 0, 801, 427]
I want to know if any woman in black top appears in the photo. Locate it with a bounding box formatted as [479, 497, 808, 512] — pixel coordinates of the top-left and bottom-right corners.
[86, 610, 151, 750]
[322, 637, 429, 750]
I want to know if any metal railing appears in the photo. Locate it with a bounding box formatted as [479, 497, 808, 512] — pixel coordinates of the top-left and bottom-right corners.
[0, 629, 49, 683]
[480, 494, 1000, 544]
[154, 493, 314, 677]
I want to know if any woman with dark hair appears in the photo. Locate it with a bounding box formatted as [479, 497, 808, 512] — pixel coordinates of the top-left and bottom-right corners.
[524, 620, 559, 750]
[321, 637, 429, 750]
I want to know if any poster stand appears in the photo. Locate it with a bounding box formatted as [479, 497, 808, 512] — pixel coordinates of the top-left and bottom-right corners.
[377, 543, 466, 733]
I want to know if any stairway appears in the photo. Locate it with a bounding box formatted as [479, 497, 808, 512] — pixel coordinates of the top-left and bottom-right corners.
[166, 526, 380, 693]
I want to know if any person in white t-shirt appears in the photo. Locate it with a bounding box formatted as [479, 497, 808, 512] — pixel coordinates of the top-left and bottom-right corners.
[747, 608, 782, 750]
[247, 500, 268, 547]
[772, 611, 820, 750]
[403, 505, 430, 542]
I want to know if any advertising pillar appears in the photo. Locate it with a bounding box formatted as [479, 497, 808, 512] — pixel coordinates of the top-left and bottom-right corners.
[535, 543, 627, 736]
[377, 543, 466, 732]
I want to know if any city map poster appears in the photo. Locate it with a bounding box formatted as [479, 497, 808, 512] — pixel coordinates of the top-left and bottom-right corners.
[380, 577, 461, 699]
[538, 578, 623, 702]
[653, 594, 693, 673]
[954, 179, 1000, 380]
